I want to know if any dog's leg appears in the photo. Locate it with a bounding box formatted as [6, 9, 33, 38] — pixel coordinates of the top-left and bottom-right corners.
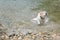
[31, 18, 38, 23]
[44, 17, 49, 24]
[31, 17, 41, 24]
[36, 19, 40, 24]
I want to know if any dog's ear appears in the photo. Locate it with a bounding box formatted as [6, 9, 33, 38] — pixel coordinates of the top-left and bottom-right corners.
[45, 12, 48, 17]
[45, 12, 47, 16]
[42, 11, 48, 16]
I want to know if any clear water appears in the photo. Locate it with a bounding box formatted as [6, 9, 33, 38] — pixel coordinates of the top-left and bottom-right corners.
[0, 0, 60, 26]
[0, 0, 60, 35]
[0, 0, 39, 27]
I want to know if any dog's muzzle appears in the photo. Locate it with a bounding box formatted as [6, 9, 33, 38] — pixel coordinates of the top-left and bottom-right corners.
[40, 16, 45, 19]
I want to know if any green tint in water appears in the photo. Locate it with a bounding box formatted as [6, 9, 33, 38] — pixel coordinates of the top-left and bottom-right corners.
[32, 0, 60, 22]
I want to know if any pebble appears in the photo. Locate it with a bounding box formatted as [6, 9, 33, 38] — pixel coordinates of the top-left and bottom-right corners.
[0, 31, 60, 40]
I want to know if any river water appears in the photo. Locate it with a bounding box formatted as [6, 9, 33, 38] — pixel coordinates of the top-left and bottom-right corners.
[0, 0, 40, 27]
[0, 0, 60, 35]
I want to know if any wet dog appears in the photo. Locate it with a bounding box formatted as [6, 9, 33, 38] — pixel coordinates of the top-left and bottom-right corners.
[31, 11, 49, 25]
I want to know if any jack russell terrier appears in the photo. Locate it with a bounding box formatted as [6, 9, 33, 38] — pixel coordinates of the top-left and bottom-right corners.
[31, 11, 49, 24]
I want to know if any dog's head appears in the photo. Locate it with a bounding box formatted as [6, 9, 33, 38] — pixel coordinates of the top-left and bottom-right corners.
[39, 11, 47, 18]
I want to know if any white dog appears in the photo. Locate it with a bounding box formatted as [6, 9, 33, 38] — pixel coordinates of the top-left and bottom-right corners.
[31, 11, 49, 24]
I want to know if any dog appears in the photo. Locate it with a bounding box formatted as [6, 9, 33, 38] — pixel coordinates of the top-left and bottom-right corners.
[31, 11, 49, 24]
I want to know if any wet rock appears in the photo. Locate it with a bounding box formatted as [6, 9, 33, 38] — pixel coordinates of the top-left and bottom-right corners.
[9, 34, 18, 40]
[51, 33, 57, 40]
[0, 24, 7, 35]
[0, 24, 8, 40]
[18, 36, 22, 40]
[1, 32, 9, 40]
[35, 32, 43, 40]
[56, 35, 60, 40]
[18, 33, 24, 40]
[23, 33, 34, 40]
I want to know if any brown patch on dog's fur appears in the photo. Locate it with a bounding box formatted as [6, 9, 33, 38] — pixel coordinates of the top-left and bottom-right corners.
[39, 11, 44, 17]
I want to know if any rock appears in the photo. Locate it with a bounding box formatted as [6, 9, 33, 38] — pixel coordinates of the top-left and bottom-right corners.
[56, 35, 60, 40]
[0, 24, 7, 35]
[35, 34, 43, 40]
[18, 36, 22, 40]
[18, 33, 23, 40]
[1, 33, 9, 40]
[9, 34, 18, 40]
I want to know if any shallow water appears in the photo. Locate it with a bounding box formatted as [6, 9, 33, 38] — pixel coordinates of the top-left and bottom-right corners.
[0, 0, 40, 27]
[0, 0, 60, 26]
[0, 0, 60, 35]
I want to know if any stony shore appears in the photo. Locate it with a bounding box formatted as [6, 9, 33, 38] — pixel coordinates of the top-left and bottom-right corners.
[0, 31, 60, 40]
[0, 23, 60, 40]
